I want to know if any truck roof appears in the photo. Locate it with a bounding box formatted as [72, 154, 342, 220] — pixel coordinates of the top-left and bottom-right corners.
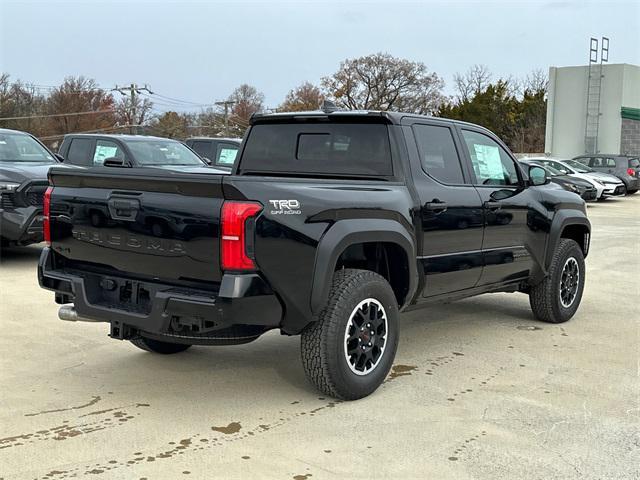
[186, 137, 242, 142]
[251, 109, 491, 131]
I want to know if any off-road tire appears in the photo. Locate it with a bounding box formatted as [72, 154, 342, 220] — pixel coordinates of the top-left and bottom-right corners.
[130, 336, 192, 354]
[529, 239, 585, 323]
[301, 269, 399, 400]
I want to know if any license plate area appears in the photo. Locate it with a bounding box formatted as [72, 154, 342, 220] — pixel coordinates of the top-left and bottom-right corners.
[84, 275, 153, 315]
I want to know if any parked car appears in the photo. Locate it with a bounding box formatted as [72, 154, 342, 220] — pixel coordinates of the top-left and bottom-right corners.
[58, 134, 229, 174]
[40, 110, 591, 400]
[184, 137, 241, 168]
[519, 159, 598, 201]
[573, 154, 640, 194]
[0, 128, 71, 246]
[531, 157, 625, 199]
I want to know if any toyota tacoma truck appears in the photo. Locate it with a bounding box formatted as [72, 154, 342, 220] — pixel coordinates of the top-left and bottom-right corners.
[39, 108, 591, 400]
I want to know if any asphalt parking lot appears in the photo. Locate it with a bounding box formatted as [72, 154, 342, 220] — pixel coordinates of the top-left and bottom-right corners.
[1, 195, 638, 480]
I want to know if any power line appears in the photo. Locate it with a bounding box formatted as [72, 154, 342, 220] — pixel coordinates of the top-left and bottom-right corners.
[0, 109, 115, 121]
[38, 124, 142, 140]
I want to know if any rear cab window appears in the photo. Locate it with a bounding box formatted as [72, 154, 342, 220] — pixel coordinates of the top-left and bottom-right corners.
[238, 122, 393, 178]
[66, 138, 94, 166]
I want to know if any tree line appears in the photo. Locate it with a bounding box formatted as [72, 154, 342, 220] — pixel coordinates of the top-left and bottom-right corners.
[0, 53, 547, 152]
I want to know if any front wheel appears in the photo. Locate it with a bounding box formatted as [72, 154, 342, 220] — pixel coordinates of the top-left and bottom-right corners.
[627, 189, 638, 195]
[301, 269, 399, 400]
[529, 239, 585, 323]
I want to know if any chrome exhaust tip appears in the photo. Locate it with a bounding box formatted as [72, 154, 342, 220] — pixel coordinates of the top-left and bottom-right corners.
[58, 305, 100, 322]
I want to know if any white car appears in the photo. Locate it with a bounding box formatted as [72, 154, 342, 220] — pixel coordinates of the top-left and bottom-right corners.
[528, 157, 625, 199]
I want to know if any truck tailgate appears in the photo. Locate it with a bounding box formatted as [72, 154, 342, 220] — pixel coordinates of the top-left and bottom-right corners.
[48, 168, 224, 284]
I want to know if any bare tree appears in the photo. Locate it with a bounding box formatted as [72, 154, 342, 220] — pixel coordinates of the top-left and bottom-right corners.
[47, 76, 115, 136]
[115, 94, 153, 130]
[321, 52, 445, 114]
[279, 82, 323, 112]
[453, 64, 492, 102]
[522, 68, 548, 94]
[228, 84, 264, 125]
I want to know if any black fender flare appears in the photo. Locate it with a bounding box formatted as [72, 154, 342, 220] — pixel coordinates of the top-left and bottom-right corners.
[545, 211, 591, 270]
[310, 218, 418, 314]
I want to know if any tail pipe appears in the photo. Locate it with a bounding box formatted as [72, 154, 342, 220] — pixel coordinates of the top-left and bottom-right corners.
[58, 305, 101, 323]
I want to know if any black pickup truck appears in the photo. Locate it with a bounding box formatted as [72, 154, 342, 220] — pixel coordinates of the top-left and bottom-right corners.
[39, 109, 591, 399]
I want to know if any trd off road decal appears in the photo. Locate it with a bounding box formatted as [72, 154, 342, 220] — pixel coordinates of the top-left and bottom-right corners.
[268, 199, 302, 215]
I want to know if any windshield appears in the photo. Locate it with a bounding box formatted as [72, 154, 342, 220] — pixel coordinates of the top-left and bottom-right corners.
[0, 132, 55, 163]
[126, 140, 205, 166]
[564, 160, 593, 173]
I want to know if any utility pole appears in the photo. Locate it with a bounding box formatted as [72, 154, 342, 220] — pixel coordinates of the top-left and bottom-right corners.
[215, 100, 235, 137]
[113, 83, 152, 134]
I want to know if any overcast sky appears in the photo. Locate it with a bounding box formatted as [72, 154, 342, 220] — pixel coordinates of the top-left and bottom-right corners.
[1, 0, 638, 113]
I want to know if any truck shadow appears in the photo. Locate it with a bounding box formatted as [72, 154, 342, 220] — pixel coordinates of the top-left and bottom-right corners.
[52, 294, 538, 405]
[0, 244, 43, 266]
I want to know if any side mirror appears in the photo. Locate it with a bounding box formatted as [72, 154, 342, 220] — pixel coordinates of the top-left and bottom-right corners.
[54, 153, 65, 162]
[529, 166, 549, 186]
[103, 157, 130, 168]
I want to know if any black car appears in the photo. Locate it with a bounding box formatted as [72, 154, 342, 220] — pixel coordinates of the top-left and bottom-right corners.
[519, 159, 598, 201]
[40, 109, 590, 400]
[184, 137, 241, 168]
[57, 134, 230, 174]
[0, 128, 67, 246]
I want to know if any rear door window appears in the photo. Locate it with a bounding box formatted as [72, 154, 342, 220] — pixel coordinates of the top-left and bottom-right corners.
[628, 158, 639, 168]
[412, 124, 465, 184]
[66, 138, 94, 166]
[190, 141, 214, 160]
[240, 123, 393, 177]
[605, 157, 617, 167]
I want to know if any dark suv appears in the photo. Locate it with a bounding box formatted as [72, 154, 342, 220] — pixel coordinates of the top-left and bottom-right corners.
[573, 154, 640, 194]
[58, 134, 229, 174]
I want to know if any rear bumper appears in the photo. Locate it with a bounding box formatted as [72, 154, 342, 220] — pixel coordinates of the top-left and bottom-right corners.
[38, 247, 283, 338]
[622, 177, 640, 190]
[0, 206, 44, 245]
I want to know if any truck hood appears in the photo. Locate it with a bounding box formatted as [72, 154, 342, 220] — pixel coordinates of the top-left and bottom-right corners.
[0, 161, 68, 184]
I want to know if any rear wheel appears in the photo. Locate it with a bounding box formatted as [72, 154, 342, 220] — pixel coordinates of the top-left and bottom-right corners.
[130, 336, 192, 354]
[529, 239, 585, 323]
[301, 269, 399, 400]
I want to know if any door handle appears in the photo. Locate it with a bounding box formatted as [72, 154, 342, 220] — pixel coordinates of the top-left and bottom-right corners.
[425, 201, 448, 213]
[484, 200, 501, 210]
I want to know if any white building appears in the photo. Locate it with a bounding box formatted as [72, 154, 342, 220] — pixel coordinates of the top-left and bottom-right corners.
[545, 63, 640, 158]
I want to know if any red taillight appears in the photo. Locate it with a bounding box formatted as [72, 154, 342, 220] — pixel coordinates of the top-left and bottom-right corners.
[221, 201, 262, 271]
[627, 168, 636, 176]
[43, 186, 53, 245]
